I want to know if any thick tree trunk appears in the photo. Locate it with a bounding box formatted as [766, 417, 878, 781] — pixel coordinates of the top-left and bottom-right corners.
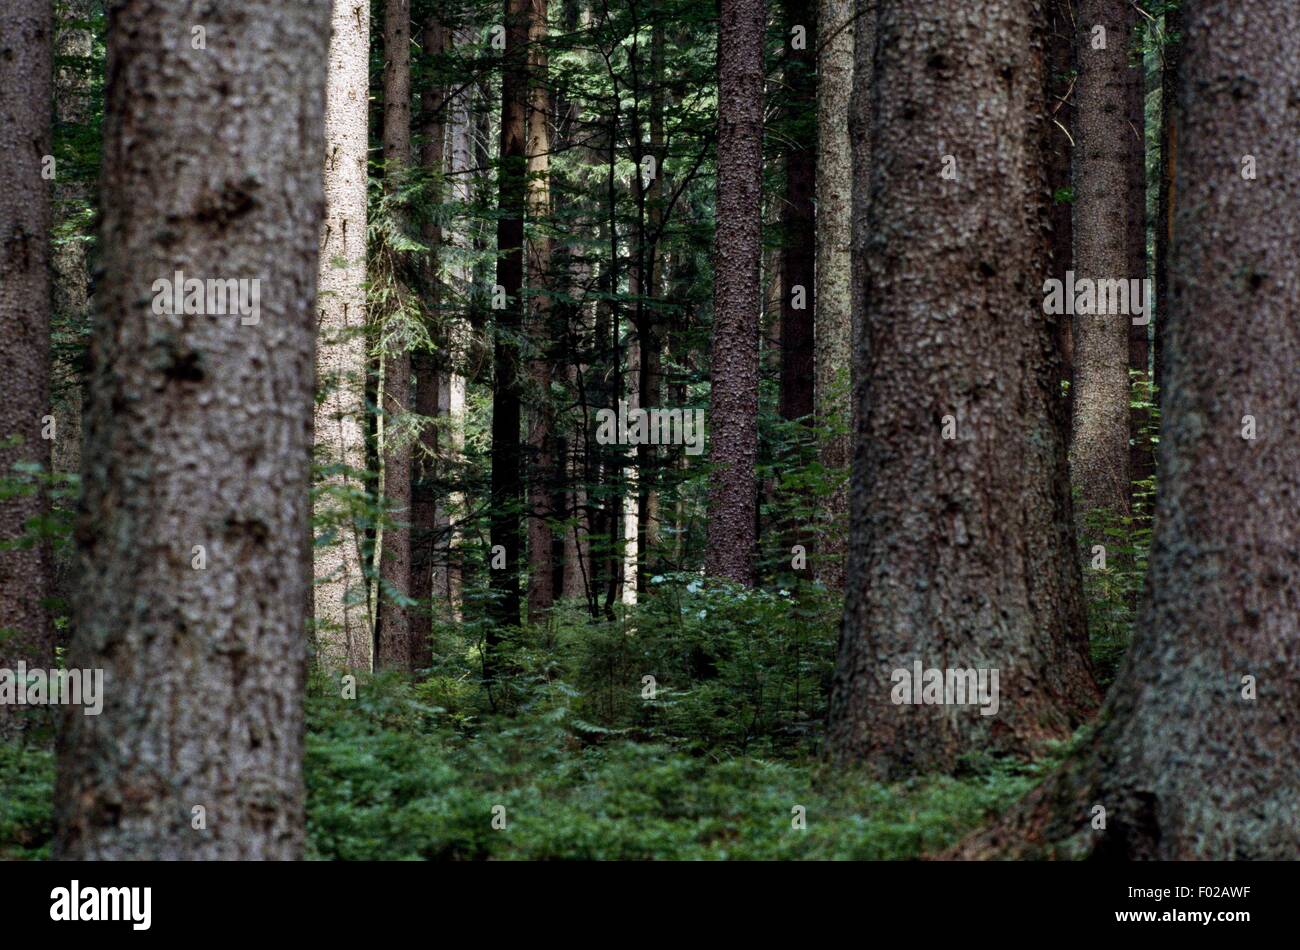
[0, 0, 54, 737]
[705, 0, 765, 586]
[1070, 0, 1136, 528]
[376, 0, 414, 670]
[829, 0, 1098, 777]
[813, 0, 854, 590]
[954, 0, 1300, 858]
[490, 0, 530, 633]
[54, 0, 328, 858]
[315, 0, 373, 670]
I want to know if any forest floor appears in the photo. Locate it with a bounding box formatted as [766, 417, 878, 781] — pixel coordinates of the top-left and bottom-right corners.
[0, 688, 1051, 861]
[0, 581, 1092, 860]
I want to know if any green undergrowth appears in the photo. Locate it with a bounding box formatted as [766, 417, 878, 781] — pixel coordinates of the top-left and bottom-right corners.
[0, 578, 1077, 860]
[304, 670, 1056, 860]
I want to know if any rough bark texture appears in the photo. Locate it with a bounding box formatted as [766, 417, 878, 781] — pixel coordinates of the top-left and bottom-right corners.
[376, 0, 414, 670]
[705, 0, 765, 586]
[829, 0, 1098, 777]
[490, 0, 530, 631]
[813, 0, 854, 590]
[954, 0, 1300, 858]
[315, 0, 373, 670]
[0, 0, 55, 738]
[1070, 0, 1135, 526]
[54, 0, 329, 859]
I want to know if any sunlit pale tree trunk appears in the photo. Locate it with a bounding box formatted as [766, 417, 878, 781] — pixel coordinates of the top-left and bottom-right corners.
[829, 0, 1098, 777]
[956, 0, 1300, 858]
[0, 0, 54, 739]
[813, 0, 854, 590]
[315, 0, 373, 670]
[55, 0, 330, 858]
[434, 373, 465, 616]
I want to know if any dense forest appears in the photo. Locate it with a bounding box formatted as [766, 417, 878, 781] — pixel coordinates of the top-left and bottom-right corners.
[0, 0, 1296, 865]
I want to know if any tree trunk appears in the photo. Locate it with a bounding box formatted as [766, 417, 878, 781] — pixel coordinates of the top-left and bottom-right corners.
[410, 13, 446, 670]
[435, 374, 466, 616]
[954, 0, 1300, 858]
[490, 0, 530, 634]
[829, 0, 1099, 777]
[437, 22, 479, 622]
[0, 0, 54, 737]
[54, 0, 329, 858]
[315, 0, 373, 670]
[376, 0, 414, 670]
[706, 0, 765, 586]
[813, 0, 854, 590]
[1069, 0, 1136, 529]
